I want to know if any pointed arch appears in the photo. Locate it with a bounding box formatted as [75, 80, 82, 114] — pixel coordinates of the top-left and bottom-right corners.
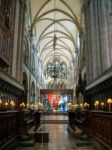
[32, 8, 80, 31]
[37, 20, 76, 47]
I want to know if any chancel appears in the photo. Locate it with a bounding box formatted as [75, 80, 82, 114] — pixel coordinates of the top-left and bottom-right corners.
[0, 0, 112, 150]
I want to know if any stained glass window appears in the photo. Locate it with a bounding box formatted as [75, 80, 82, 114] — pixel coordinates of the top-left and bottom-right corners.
[46, 61, 67, 79]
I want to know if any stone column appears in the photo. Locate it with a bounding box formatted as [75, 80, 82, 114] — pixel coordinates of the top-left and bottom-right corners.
[83, 0, 112, 84]
[94, 0, 102, 76]
[16, 1, 26, 83]
[83, 1, 93, 83]
[12, 0, 20, 78]
[89, 0, 98, 80]
[98, 0, 111, 72]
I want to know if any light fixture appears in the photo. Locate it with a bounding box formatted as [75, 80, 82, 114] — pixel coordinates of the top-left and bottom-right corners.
[50, 0, 59, 79]
[46, 0, 67, 80]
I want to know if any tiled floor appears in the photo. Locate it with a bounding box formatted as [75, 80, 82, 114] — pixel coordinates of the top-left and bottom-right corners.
[16, 115, 94, 150]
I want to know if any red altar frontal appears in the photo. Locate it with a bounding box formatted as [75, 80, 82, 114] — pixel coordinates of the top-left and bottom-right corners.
[40, 90, 73, 112]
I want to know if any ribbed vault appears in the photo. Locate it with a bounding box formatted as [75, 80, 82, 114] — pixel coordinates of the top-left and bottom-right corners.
[30, 0, 81, 68]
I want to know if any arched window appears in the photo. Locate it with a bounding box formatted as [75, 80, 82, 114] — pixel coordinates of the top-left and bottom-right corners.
[54, 61, 59, 70]
[61, 63, 65, 70]
[46, 63, 52, 78]
[61, 63, 67, 78]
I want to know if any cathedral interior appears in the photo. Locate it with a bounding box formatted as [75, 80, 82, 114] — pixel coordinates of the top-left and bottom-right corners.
[0, 0, 112, 150]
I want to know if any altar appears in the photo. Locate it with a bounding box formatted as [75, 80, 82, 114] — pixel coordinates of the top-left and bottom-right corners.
[40, 89, 73, 113]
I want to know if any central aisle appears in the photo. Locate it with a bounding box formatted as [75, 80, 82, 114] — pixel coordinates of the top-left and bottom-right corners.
[37, 114, 76, 150]
[37, 124, 76, 150]
[17, 115, 93, 150]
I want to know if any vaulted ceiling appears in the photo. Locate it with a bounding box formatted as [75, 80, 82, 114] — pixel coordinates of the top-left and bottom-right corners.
[30, 0, 82, 68]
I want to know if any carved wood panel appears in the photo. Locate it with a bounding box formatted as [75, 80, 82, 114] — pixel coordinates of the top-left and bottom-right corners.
[89, 112, 112, 148]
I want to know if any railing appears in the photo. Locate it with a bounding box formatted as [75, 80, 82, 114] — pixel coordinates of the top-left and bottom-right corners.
[40, 84, 73, 89]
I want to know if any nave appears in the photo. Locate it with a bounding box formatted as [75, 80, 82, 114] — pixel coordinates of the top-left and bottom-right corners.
[0, 0, 112, 150]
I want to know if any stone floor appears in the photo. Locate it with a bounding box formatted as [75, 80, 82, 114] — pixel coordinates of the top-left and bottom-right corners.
[41, 114, 68, 120]
[16, 115, 94, 150]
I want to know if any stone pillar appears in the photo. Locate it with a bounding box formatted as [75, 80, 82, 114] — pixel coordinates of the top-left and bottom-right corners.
[90, 0, 98, 79]
[12, 0, 26, 83]
[94, 0, 102, 76]
[12, 0, 20, 78]
[83, 0, 112, 84]
[84, 1, 93, 83]
[98, 0, 112, 71]
[16, 1, 26, 83]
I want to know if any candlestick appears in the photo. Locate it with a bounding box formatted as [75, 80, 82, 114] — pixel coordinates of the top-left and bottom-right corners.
[94, 100, 99, 110]
[107, 98, 112, 112]
[101, 102, 104, 110]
